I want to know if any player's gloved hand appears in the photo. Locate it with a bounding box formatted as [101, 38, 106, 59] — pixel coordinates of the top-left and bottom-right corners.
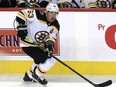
[44, 40, 54, 58]
[17, 24, 27, 40]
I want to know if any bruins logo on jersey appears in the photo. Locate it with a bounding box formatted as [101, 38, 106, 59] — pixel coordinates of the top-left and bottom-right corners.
[35, 31, 49, 43]
[97, 0, 111, 8]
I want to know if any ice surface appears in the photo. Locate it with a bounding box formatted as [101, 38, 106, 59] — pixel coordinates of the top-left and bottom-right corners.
[0, 74, 115, 87]
[0, 82, 115, 87]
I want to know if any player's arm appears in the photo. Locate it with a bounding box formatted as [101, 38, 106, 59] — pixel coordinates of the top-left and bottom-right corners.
[44, 23, 60, 56]
[16, 10, 28, 40]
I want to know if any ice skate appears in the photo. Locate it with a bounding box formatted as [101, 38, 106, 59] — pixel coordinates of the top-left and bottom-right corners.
[23, 72, 36, 82]
[32, 71, 48, 85]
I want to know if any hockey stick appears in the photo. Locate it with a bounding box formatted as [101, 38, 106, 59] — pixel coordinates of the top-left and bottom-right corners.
[51, 54, 112, 87]
[14, 37, 112, 86]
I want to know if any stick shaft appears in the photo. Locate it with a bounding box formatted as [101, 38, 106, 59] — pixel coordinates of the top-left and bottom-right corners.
[52, 55, 95, 86]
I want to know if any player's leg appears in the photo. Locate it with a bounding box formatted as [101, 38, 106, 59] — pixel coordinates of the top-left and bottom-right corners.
[22, 47, 47, 82]
[23, 63, 38, 82]
[32, 58, 56, 85]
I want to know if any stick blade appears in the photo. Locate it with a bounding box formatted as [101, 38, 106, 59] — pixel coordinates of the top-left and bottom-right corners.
[96, 80, 112, 87]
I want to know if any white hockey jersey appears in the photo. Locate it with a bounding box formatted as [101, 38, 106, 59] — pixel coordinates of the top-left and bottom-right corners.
[16, 9, 60, 47]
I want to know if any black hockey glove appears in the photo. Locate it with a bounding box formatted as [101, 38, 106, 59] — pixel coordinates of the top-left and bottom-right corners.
[44, 40, 54, 58]
[17, 24, 27, 40]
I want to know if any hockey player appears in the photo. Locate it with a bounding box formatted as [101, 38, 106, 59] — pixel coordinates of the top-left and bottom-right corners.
[16, 3, 60, 85]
